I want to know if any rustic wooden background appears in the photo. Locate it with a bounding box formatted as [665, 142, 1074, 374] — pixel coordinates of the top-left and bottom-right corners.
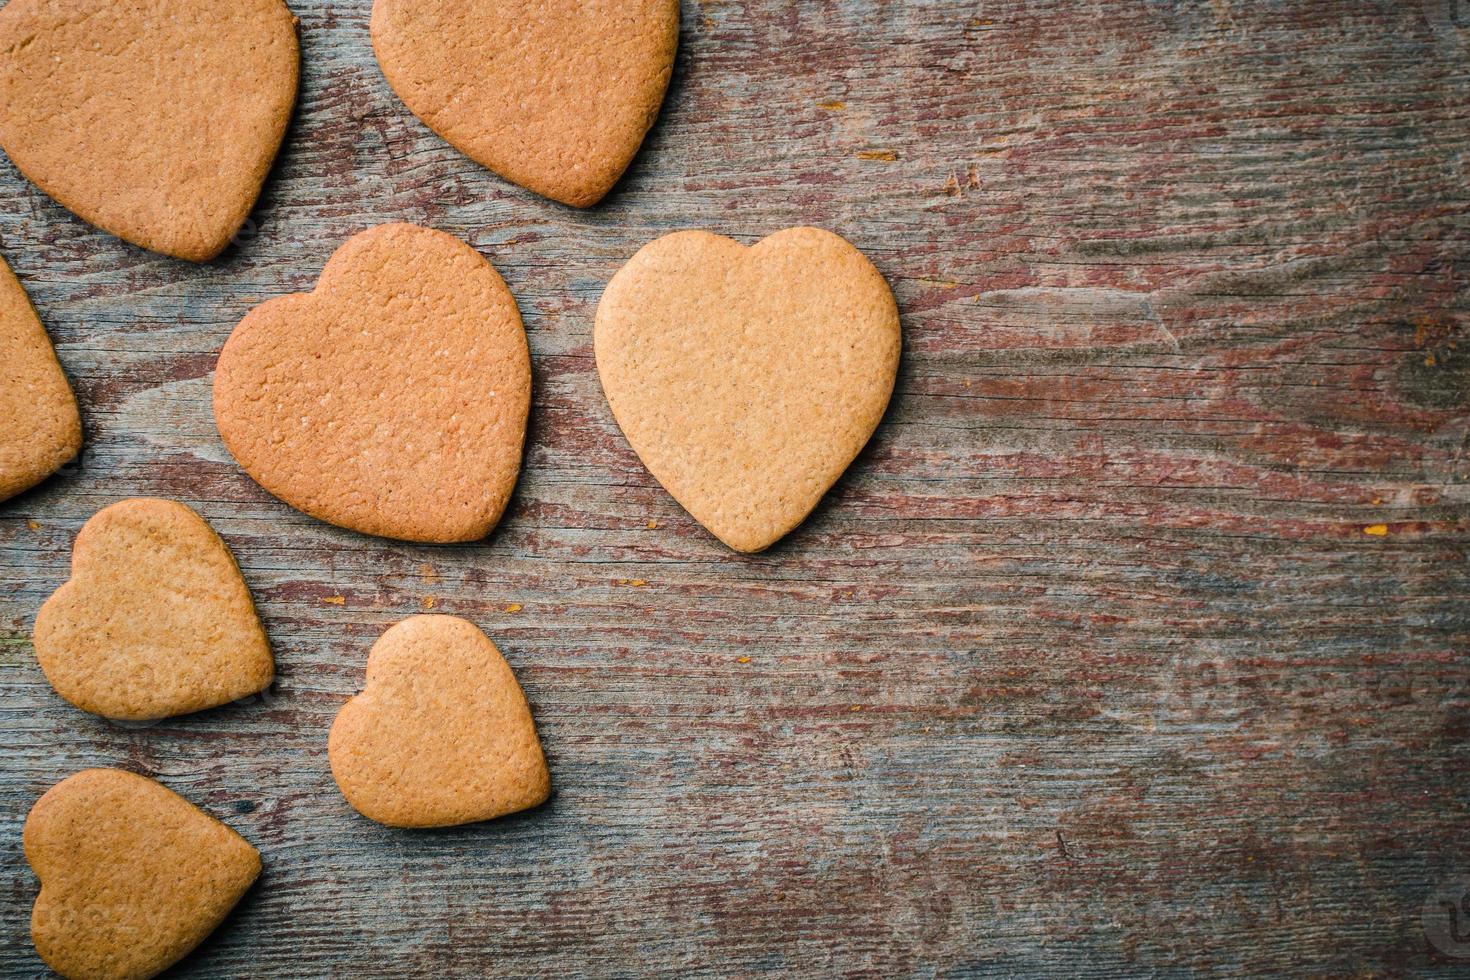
[1, 0, 1468, 976]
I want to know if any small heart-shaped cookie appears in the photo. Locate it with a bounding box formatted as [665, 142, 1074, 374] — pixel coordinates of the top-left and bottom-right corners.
[329, 615, 550, 828]
[0, 0, 299, 261]
[25, 769, 261, 980]
[371, 0, 679, 207]
[213, 224, 531, 543]
[0, 253, 80, 502]
[595, 227, 901, 552]
[33, 498, 274, 721]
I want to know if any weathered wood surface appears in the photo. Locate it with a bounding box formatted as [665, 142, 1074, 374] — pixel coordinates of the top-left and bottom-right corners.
[1, 0, 1468, 976]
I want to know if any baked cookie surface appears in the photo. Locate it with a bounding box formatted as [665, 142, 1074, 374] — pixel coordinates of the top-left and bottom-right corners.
[371, 0, 679, 207]
[32, 498, 274, 721]
[0, 0, 299, 261]
[25, 769, 261, 980]
[329, 615, 551, 829]
[213, 223, 531, 544]
[595, 227, 902, 553]
[0, 254, 80, 502]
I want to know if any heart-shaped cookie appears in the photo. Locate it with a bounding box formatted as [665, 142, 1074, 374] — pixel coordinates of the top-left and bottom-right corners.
[595, 227, 902, 552]
[0, 0, 298, 261]
[213, 223, 531, 543]
[33, 498, 274, 721]
[371, 0, 679, 207]
[0, 253, 80, 502]
[25, 769, 261, 980]
[329, 615, 550, 828]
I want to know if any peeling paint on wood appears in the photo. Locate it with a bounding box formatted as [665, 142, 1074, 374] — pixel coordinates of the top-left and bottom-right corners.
[1, 0, 1468, 976]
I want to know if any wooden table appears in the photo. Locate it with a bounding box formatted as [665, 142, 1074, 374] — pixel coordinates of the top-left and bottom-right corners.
[2, 1, 1467, 976]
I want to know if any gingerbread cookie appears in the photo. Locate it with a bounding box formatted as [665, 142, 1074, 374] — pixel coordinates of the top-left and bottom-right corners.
[0, 254, 80, 502]
[329, 615, 550, 828]
[33, 498, 274, 720]
[213, 223, 531, 544]
[25, 769, 260, 980]
[595, 227, 901, 553]
[0, 0, 299, 261]
[371, 0, 679, 207]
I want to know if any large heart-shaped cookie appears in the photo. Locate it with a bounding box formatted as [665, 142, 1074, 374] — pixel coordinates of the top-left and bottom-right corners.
[0, 253, 80, 502]
[25, 769, 261, 979]
[33, 498, 274, 720]
[371, 0, 679, 207]
[213, 223, 531, 543]
[0, 0, 298, 261]
[595, 227, 901, 552]
[329, 615, 550, 828]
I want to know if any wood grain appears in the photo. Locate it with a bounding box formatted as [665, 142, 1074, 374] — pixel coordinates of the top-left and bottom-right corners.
[1, 0, 1468, 976]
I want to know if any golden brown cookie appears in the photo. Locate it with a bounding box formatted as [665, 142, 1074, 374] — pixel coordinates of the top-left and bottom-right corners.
[33, 498, 274, 721]
[371, 0, 679, 207]
[0, 0, 299, 261]
[0, 254, 80, 502]
[213, 223, 531, 544]
[595, 227, 902, 553]
[25, 769, 261, 980]
[328, 615, 550, 828]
